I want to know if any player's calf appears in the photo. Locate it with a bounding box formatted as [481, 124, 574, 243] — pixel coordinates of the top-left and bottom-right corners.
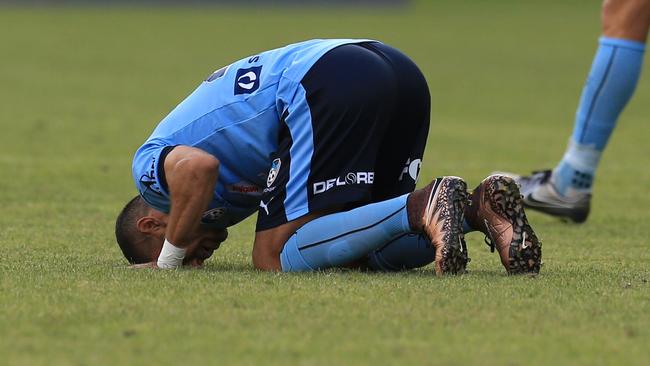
[275, 177, 470, 276]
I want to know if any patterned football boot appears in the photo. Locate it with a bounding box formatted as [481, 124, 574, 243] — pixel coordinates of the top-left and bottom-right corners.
[466, 174, 542, 274]
[407, 177, 469, 275]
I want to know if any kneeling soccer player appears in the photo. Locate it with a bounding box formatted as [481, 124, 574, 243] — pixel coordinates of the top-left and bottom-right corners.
[115, 39, 541, 275]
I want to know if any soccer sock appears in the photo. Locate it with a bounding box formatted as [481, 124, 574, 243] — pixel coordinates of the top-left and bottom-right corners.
[552, 141, 601, 196]
[366, 234, 435, 271]
[553, 37, 645, 196]
[280, 194, 413, 271]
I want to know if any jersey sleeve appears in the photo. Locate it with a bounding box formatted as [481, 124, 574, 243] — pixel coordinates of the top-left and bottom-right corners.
[132, 144, 173, 213]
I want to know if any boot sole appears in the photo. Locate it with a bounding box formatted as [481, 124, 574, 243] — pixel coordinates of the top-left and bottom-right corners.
[425, 177, 469, 275]
[522, 198, 590, 223]
[485, 175, 542, 274]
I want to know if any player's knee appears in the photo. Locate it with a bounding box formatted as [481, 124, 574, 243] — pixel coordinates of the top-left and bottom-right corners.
[252, 253, 280, 271]
[602, 0, 650, 41]
[254, 230, 316, 272]
[253, 212, 328, 271]
[251, 238, 284, 271]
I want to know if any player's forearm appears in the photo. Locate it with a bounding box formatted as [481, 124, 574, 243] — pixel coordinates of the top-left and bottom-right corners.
[165, 156, 219, 247]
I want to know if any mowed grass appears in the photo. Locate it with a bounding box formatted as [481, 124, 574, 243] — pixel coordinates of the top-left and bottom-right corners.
[1, 1, 648, 365]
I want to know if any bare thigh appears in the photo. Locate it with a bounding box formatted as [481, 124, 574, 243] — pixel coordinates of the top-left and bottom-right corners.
[602, 0, 650, 41]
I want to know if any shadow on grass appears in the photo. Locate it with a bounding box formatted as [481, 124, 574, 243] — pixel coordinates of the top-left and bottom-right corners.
[114, 258, 647, 283]
[198, 262, 519, 279]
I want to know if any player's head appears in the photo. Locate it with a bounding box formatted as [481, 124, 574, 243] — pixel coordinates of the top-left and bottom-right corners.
[115, 195, 228, 266]
[115, 195, 164, 264]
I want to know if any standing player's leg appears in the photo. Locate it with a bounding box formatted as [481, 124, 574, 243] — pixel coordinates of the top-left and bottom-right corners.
[555, 0, 649, 205]
[513, 0, 650, 223]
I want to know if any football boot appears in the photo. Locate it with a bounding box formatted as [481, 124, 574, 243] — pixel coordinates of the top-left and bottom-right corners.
[408, 177, 469, 275]
[466, 174, 542, 274]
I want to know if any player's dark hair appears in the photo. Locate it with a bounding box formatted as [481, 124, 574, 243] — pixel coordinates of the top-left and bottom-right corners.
[115, 195, 151, 264]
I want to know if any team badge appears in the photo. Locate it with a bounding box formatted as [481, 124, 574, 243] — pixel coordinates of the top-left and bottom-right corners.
[267, 158, 281, 187]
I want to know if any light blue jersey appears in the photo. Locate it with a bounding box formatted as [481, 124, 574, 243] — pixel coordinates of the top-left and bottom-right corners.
[132, 39, 370, 229]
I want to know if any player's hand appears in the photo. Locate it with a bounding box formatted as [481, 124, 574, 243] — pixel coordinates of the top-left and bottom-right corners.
[129, 228, 227, 270]
[181, 228, 228, 266]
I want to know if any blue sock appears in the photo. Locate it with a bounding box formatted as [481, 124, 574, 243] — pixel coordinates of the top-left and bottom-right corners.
[366, 234, 435, 271]
[280, 194, 413, 271]
[554, 37, 645, 196]
[552, 141, 600, 195]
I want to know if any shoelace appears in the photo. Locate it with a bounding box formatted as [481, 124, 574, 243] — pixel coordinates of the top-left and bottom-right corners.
[480, 217, 497, 253]
[484, 235, 495, 253]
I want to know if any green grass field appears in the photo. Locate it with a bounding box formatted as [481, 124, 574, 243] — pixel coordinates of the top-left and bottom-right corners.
[1, 1, 649, 365]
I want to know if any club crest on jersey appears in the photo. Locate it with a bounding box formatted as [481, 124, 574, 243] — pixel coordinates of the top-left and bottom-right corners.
[234, 66, 262, 95]
[267, 158, 281, 187]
